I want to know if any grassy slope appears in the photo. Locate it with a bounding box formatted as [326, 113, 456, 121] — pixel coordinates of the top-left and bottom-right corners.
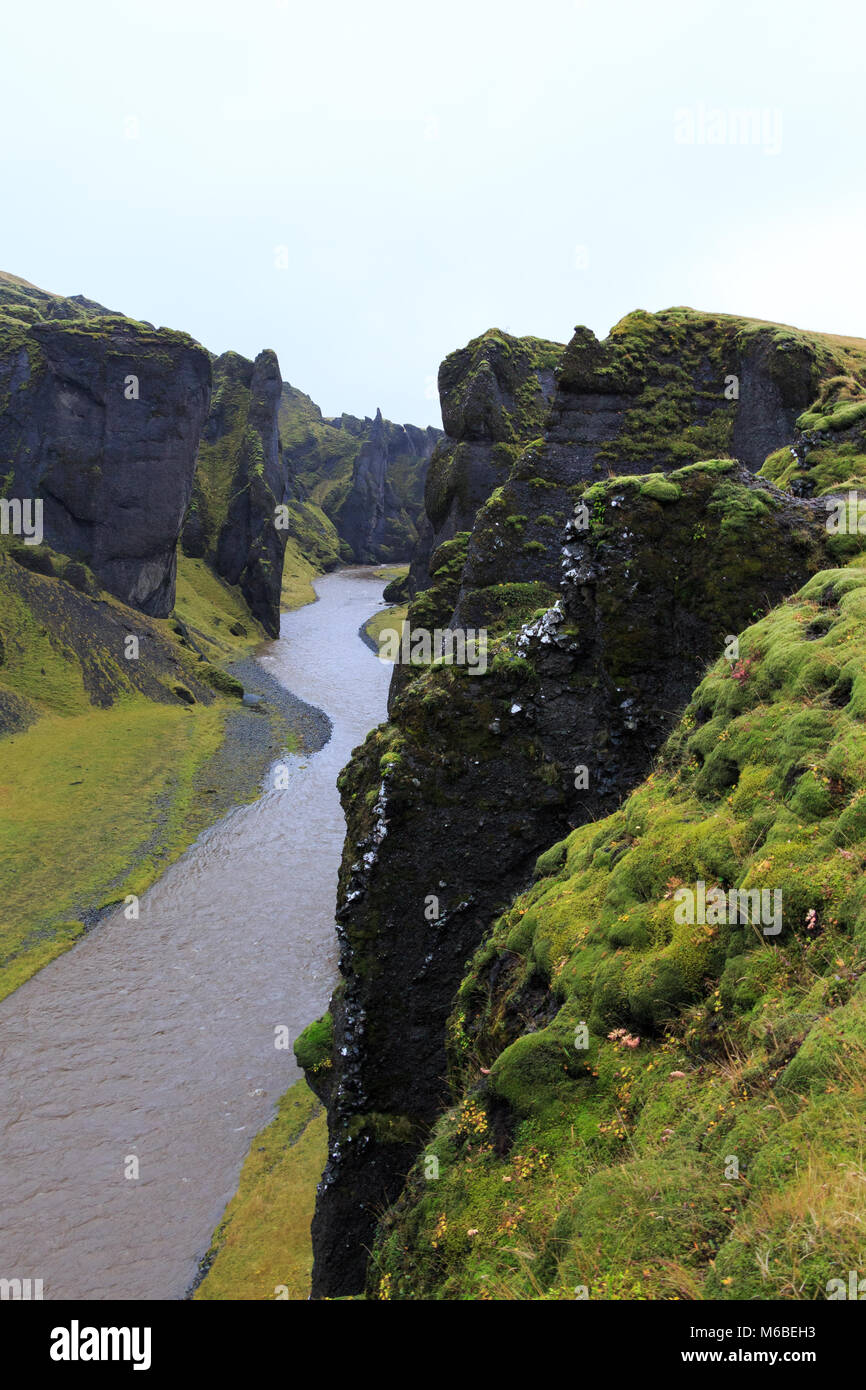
[373, 565, 410, 582]
[173, 553, 265, 661]
[0, 549, 282, 1000]
[360, 566, 411, 652]
[194, 1080, 327, 1301]
[278, 384, 357, 563]
[280, 537, 323, 611]
[0, 273, 360, 1003]
[217, 314, 866, 1300]
[0, 275, 281, 998]
[0, 701, 225, 998]
[370, 559, 866, 1301]
[279, 384, 359, 507]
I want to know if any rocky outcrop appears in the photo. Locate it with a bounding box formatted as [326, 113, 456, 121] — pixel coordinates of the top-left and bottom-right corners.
[760, 371, 866, 509]
[280, 385, 441, 567]
[183, 350, 288, 636]
[413, 310, 859, 621]
[407, 331, 562, 597]
[333, 411, 440, 563]
[0, 278, 210, 617]
[304, 306, 866, 1298]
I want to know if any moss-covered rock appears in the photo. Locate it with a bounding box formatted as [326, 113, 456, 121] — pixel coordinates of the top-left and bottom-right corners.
[182, 349, 288, 637]
[294, 1013, 335, 1104]
[308, 459, 844, 1297]
[368, 561, 866, 1300]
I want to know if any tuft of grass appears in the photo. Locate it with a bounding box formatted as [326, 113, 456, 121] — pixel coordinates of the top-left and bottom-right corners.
[173, 554, 265, 660]
[279, 538, 321, 611]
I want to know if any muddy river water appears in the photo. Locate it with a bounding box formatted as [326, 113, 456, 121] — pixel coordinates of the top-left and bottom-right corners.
[0, 568, 393, 1299]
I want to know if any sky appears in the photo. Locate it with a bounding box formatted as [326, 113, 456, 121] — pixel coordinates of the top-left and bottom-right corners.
[3, 0, 865, 428]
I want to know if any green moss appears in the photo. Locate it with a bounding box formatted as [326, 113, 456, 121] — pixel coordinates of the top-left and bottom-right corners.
[364, 603, 407, 655]
[454, 581, 558, 636]
[797, 400, 866, 434]
[173, 554, 267, 661]
[347, 1112, 418, 1145]
[369, 562, 866, 1300]
[760, 432, 866, 512]
[534, 840, 568, 880]
[405, 533, 471, 637]
[439, 330, 564, 445]
[638, 475, 682, 503]
[197, 666, 244, 699]
[293, 1013, 334, 1076]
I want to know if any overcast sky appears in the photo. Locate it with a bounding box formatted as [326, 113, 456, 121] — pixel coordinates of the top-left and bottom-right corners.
[3, 0, 864, 427]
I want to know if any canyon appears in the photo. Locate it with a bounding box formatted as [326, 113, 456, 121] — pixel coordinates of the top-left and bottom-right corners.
[3, 270, 866, 1303]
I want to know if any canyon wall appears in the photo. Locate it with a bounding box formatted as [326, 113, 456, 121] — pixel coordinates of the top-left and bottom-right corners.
[0, 274, 210, 617]
[301, 306, 866, 1296]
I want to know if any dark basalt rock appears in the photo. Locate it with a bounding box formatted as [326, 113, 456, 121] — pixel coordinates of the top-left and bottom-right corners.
[334, 410, 441, 564]
[182, 349, 288, 637]
[407, 330, 563, 597]
[0, 287, 211, 617]
[279, 387, 441, 571]
[1, 273, 439, 635]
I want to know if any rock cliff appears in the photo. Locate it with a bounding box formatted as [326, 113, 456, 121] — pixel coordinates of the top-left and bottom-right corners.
[182, 349, 288, 636]
[279, 386, 441, 568]
[370, 559, 866, 1300]
[300, 306, 866, 1297]
[1, 273, 438, 636]
[0, 275, 210, 617]
[333, 410, 441, 563]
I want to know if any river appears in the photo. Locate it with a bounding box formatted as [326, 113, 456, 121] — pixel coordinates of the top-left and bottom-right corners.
[0, 568, 392, 1300]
